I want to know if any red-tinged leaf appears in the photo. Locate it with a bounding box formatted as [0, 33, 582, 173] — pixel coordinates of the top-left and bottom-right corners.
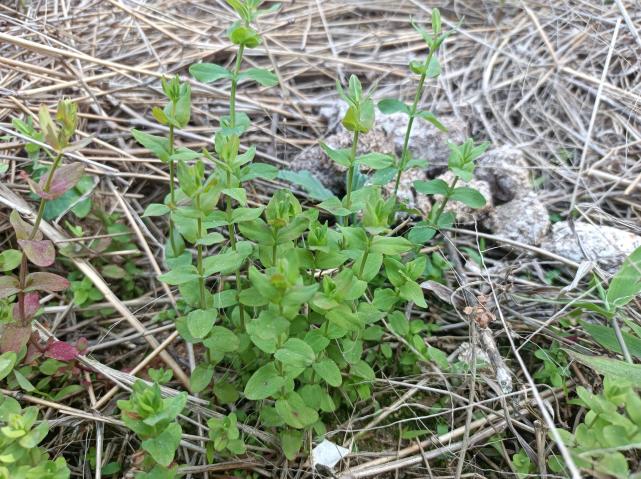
[0, 276, 20, 299]
[25, 272, 69, 293]
[12, 292, 40, 322]
[30, 163, 85, 200]
[0, 324, 31, 353]
[9, 210, 42, 241]
[45, 341, 79, 361]
[18, 240, 55, 267]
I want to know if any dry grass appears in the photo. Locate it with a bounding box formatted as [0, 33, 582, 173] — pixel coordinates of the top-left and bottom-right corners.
[1, 0, 640, 477]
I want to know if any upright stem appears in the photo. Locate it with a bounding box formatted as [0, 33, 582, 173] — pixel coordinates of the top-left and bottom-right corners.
[229, 44, 245, 128]
[18, 152, 63, 324]
[345, 130, 360, 211]
[392, 49, 435, 199]
[168, 124, 178, 256]
[228, 43, 246, 327]
[195, 195, 206, 310]
[430, 176, 458, 228]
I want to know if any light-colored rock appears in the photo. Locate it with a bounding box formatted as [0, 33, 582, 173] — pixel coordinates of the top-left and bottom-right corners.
[542, 221, 641, 270]
[487, 191, 550, 245]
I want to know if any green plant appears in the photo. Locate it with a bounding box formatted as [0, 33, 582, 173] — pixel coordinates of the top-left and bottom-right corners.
[133, 0, 490, 461]
[512, 449, 535, 478]
[0, 393, 70, 479]
[207, 412, 245, 460]
[0, 100, 85, 355]
[550, 376, 641, 478]
[117, 380, 187, 476]
[377, 8, 453, 200]
[533, 341, 570, 389]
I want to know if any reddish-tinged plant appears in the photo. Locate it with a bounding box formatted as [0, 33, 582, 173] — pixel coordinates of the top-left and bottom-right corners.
[0, 100, 85, 354]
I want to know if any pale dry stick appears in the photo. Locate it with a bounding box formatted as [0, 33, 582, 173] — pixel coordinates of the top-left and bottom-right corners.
[445, 227, 581, 268]
[481, 277, 582, 478]
[569, 19, 621, 213]
[0, 183, 190, 388]
[0, 31, 291, 119]
[522, 3, 559, 64]
[105, 0, 184, 44]
[344, 385, 560, 474]
[106, 178, 177, 308]
[93, 330, 181, 410]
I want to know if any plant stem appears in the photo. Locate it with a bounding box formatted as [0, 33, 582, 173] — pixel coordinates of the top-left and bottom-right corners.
[392, 49, 436, 199]
[430, 176, 458, 228]
[358, 247, 369, 278]
[345, 130, 360, 213]
[195, 194, 206, 310]
[18, 152, 63, 324]
[229, 44, 245, 128]
[228, 43, 246, 327]
[168, 124, 178, 256]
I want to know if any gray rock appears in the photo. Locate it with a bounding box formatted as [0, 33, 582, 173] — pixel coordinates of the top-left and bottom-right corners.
[486, 191, 550, 245]
[542, 221, 641, 270]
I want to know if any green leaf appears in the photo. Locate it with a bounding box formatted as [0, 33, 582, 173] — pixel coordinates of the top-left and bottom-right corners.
[0, 249, 22, 272]
[203, 250, 247, 276]
[214, 381, 239, 404]
[244, 362, 284, 400]
[203, 326, 239, 353]
[356, 152, 395, 170]
[414, 179, 448, 196]
[189, 63, 233, 83]
[416, 110, 446, 131]
[131, 129, 170, 162]
[399, 280, 427, 308]
[275, 338, 315, 368]
[313, 359, 342, 387]
[280, 429, 302, 460]
[196, 232, 225, 246]
[158, 265, 200, 285]
[427, 55, 441, 78]
[143, 203, 170, 217]
[238, 68, 279, 87]
[567, 350, 641, 383]
[142, 422, 182, 467]
[275, 393, 319, 429]
[378, 99, 410, 115]
[190, 364, 215, 393]
[187, 309, 216, 339]
[450, 187, 486, 208]
[13, 369, 35, 392]
[388, 310, 410, 336]
[277, 170, 333, 201]
[231, 207, 265, 223]
[320, 142, 352, 167]
[370, 236, 413, 255]
[408, 221, 437, 244]
[241, 162, 279, 182]
[222, 188, 247, 206]
[0, 352, 17, 381]
[351, 360, 375, 381]
[582, 322, 641, 360]
[607, 245, 641, 309]
[318, 196, 352, 217]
